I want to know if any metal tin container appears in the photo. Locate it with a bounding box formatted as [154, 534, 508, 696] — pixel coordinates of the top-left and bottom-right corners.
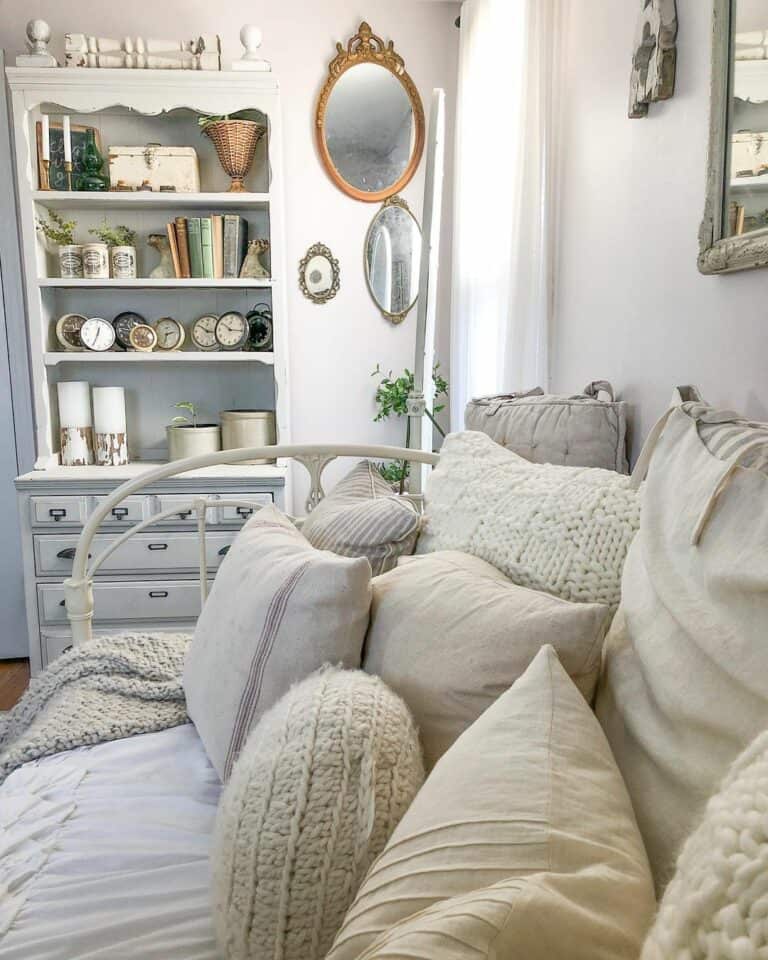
[220, 410, 276, 464]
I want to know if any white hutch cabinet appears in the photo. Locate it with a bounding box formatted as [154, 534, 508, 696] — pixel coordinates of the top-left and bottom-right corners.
[6, 67, 291, 673]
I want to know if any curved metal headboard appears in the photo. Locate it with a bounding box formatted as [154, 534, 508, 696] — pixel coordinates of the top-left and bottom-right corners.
[63, 444, 440, 647]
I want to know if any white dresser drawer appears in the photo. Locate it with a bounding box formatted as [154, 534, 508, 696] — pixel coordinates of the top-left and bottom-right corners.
[39, 580, 202, 624]
[90, 495, 148, 525]
[31, 496, 88, 526]
[42, 632, 74, 664]
[154, 494, 219, 524]
[218, 494, 273, 523]
[35, 531, 238, 576]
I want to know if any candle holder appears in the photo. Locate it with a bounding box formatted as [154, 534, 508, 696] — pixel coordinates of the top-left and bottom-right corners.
[57, 381, 94, 466]
[41, 158, 51, 191]
[64, 160, 73, 191]
[93, 387, 129, 466]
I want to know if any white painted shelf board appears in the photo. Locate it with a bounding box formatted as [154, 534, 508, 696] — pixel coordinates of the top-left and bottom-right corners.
[17, 462, 288, 482]
[730, 178, 768, 189]
[38, 277, 276, 289]
[44, 351, 275, 365]
[32, 191, 270, 209]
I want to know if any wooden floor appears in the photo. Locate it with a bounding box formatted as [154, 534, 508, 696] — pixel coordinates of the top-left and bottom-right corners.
[0, 659, 30, 710]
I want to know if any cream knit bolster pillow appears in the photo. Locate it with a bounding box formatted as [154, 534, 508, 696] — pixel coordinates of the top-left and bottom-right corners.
[642, 728, 768, 960]
[211, 667, 425, 960]
[417, 431, 640, 609]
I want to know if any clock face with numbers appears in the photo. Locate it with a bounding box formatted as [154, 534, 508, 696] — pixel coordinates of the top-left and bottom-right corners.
[55, 313, 88, 351]
[80, 316, 116, 352]
[128, 323, 158, 352]
[191, 314, 219, 351]
[155, 317, 186, 351]
[215, 311, 249, 351]
[113, 311, 146, 350]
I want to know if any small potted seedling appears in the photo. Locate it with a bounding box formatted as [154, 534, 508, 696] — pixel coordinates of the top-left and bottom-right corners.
[166, 401, 221, 461]
[88, 219, 138, 279]
[36, 209, 81, 278]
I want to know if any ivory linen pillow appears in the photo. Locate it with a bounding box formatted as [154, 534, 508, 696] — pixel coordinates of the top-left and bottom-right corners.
[327, 646, 656, 960]
[184, 505, 371, 780]
[301, 461, 420, 576]
[363, 551, 612, 768]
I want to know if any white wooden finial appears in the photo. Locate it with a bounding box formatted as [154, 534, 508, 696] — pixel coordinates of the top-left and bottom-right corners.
[17, 19, 58, 67]
[232, 24, 271, 72]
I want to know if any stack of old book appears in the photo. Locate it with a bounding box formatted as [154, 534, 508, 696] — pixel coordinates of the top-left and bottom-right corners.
[165, 215, 248, 279]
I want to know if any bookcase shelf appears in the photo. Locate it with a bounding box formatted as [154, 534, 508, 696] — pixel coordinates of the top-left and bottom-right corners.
[38, 277, 276, 289]
[44, 351, 275, 365]
[32, 191, 271, 209]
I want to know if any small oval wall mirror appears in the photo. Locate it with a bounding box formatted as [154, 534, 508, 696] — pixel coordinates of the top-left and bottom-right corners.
[299, 243, 340, 304]
[316, 22, 425, 203]
[365, 197, 422, 324]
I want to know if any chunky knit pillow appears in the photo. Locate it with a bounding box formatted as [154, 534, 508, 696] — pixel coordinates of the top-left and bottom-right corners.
[302, 461, 420, 575]
[642, 728, 768, 960]
[417, 431, 640, 609]
[211, 667, 424, 960]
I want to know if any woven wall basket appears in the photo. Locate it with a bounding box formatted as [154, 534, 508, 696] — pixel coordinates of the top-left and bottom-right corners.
[204, 119, 266, 192]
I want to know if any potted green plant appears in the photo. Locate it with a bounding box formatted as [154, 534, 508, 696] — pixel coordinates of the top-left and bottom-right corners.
[89, 219, 138, 279]
[371, 363, 449, 491]
[198, 110, 267, 192]
[166, 402, 221, 461]
[36, 209, 81, 278]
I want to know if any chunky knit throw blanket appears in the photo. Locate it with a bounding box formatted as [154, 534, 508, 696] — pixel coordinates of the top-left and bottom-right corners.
[0, 633, 190, 783]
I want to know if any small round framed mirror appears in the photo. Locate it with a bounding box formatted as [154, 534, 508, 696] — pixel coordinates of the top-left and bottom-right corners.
[316, 22, 425, 203]
[299, 243, 341, 304]
[365, 197, 422, 324]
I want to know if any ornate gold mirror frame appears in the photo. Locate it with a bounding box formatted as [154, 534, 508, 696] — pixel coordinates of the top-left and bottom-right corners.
[315, 21, 426, 203]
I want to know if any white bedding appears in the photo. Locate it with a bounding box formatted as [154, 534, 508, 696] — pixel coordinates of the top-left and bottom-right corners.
[0, 723, 222, 960]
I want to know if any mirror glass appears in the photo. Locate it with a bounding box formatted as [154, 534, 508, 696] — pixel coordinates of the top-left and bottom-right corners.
[325, 64, 415, 195]
[724, 1, 768, 238]
[365, 199, 422, 323]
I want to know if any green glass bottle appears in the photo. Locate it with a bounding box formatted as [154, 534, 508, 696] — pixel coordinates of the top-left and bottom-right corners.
[75, 129, 109, 191]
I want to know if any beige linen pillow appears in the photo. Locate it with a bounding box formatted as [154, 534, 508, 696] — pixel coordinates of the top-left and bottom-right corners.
[184, 505, 371, 780]
[363, 550, 612, 768]
[597, 404, 768, 891]
[301, 461, 420, 576]
[327, 646, 655, 960]
[641, 728, 768, 960]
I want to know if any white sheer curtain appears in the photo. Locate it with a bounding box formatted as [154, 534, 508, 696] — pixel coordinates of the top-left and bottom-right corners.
[450, 0, 563, 428]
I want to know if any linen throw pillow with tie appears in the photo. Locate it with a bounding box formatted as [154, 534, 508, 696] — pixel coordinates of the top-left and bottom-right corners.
[184, 505, 372, 780]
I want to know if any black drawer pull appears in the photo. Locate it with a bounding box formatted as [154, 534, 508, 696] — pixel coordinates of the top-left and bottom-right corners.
[177, 510, 192, 519]
[62, 645, 72, 655]
[237, 506, 254, 518]
[49, 508, 67, 521]
[59, 599, 65, 606]
[56, 548, 92, 561]
[149, 590, 169, 598]
[218, 545, 231, 557]
[111, 507, 129, 519]
[147, 543, 169, 551]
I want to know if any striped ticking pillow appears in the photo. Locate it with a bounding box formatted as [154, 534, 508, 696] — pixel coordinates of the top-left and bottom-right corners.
[183, 505, 372, 780]
[302, 461, 421, 576]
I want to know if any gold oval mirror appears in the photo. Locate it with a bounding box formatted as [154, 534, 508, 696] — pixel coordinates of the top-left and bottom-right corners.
[316, 22, 425, 203]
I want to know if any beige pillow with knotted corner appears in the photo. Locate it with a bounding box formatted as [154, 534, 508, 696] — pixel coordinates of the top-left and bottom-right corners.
[363, 550, 612, 768]
[327, 645, 656, 960]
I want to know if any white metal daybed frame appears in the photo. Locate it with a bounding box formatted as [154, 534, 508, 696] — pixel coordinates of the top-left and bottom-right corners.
[63, 445, 440, 646]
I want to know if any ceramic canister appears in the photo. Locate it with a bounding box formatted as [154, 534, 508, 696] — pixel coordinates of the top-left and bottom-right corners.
[220, 410, 276, 464]
[111, 245, 137, 280]
[82, 242, 110, 279]
[58, 244, 83, 279]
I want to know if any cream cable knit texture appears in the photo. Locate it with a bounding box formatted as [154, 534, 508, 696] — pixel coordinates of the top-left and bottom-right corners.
[417, 431, 641, 609]
[643, 728, 768, 960]
[212, 667, 424, 960]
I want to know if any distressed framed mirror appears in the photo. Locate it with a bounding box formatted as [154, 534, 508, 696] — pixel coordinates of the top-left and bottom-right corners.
[299, 243, 340, 304]
[700, 0, 768, 273]
[316, 22, 425, 203]
[365, 196, 422, 324]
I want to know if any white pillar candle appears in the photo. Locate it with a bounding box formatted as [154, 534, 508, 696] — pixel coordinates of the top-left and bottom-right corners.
[62, 115, 72, 162]
[42, 114, 50, 161]
[92, 387, 126, 434]
[57, 381, 92, 428]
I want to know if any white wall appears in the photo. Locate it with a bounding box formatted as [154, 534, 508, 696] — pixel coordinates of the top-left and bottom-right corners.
[0, 2, 459, 494]
[552, 0, 768, 459]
